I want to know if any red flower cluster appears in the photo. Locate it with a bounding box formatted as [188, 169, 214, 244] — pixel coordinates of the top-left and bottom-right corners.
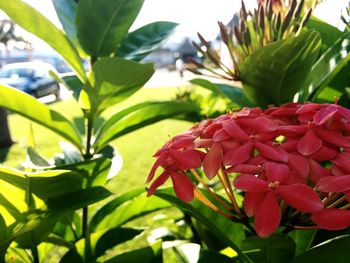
[147, 103, 350, 237]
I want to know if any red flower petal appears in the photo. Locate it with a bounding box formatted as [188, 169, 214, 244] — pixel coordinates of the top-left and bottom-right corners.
[309, 145, 338, 162]
[281, 139, 298, 152]
[220, 140, 241, 152]
[265, 162, 289, 183]
[308, 159, 332, 183]
[213, 128, 231, 142]
[297, 129, 322, 156]
[332, 152, 350, 173]
[234, 174, 268, 192]
[316, 175, 350, 193]
[223, 142, 253, 166]
[222, 120, 249, 141]
[255, 142, 288, 163]
[313, 105, 339, 125]
[243, 191, 266, 217]
[226, 164, 261, 174]
[147, 171, 170, 196]
[331, 165, 347, 176]
[254, 191, 281, 237]
[288, 153, 309, 179]
[278, 184, 323, 213]
[147, 153, 168, 183]
[171, 134, 197, 149]
[194, 139, 213, 148]
[312, 208, 350, 230]
[169, 149, 202, 170]
[315, 129, 350, 147]
[170, 171, 194, 202]
[296, 103, 322, 114]
[237, 117, 276, 133]
[203, 143, 223, 179]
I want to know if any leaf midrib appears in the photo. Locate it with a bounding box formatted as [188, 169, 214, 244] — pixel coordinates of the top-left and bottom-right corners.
[95, 0, 127, 55]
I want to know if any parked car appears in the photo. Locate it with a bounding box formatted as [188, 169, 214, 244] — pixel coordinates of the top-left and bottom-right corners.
[0, 61, 60, 99]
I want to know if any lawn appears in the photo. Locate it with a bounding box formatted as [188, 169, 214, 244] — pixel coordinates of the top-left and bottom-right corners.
[1, 87, 194, 193]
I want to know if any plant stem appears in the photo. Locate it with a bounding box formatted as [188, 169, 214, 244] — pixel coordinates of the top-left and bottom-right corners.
[32, 246, 39, 263]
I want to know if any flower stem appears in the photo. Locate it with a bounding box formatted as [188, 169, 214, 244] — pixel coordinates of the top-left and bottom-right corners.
[194, 187, 236, 220]
[327, 195, 347, 208]
[31, 246, 39, 263]
[190, 169, 233, 212]
[219, 168, 241, 215]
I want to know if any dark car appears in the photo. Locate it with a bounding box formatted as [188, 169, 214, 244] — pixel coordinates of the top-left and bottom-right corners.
[0, 62, 60, 99]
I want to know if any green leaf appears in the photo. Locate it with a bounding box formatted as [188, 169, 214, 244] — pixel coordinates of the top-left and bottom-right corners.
[116, 21, 178, 61]
[291, 235, 350, 263]
[49, 71, 83, 102]
[297, 32, 350, 102]
[0, 0, 86, 81]
[307, 17, 343, 51]
[26, 147, 51, 168]
[0, 167, 83, 200]
[241, 234, 296, 263]
[57, 157, 112, 188]
[52, 0, 86, 57]
[154, 188, 249, 262]
[240, 30, 321, 107]
[46, 186, 112, 212]
[104, 240, 162, 263]
[288, 230, 316, 256]
[0, 85, 83, 149]
[88, 57, 154, 113]
[190, 78, 253, 107]
[94, 101, 200, 151]
[90, 188, 145, 230]
[94, 194, 170, 231]
[76, 0, 144, 56]
[94, 227, 143, 258]
[198, 250, 236, 263]
[14, 213, 59, 248]
[60, 249, 84, 263]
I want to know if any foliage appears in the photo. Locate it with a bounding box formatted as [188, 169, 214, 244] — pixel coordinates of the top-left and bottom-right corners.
[0, 0, 200, 261]
[189, 0, 350, 109]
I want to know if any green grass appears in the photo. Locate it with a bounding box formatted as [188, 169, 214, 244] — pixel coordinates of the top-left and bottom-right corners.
[1, 87, 193, 193]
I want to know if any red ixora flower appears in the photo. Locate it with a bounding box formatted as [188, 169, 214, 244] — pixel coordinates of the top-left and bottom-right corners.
[234, 162, 323, 237]
[147, 103, 350, 237]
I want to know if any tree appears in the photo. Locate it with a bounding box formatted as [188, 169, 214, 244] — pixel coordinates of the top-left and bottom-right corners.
[0, 19, 29, 148]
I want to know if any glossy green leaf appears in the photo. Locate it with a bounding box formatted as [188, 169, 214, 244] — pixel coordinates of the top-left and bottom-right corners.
[94, 227, 143, 258]
[116, 21, 178, 61]
[241, 234, 296, 263]
[57, 157, 112, 188]
[76, 0, 144, 56]
[94, 194, 170, 231]
[288, 230, 317, 256]
[297, 32, 350, 102]
[198, 250, 236, 263]
[307, 17, 343, 51]
[240, 30, 321, 107]
[90, 188, 144, 230]
[14, 213, 59, 248]
[291, 235, 350, 263]
[94, 101, 200, 151]
[154, 188, 249, 262]
[46, 186, 112, 212]
[104, 240, 162, 263]
[0, 0, 86, 81]
[190, 78, 253, 107]
[88, 57, 154, 113]
[60, 249, 84, 263]
[0, 210, 50, 260]
[26, 147, 51, 168]
[50, 71, 83, 102]
[0, 167, 83, 200]
[52, 0, 86, 56]
[0, 85, 83, 149]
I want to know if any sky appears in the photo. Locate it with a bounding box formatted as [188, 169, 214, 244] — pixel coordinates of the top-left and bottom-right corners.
[2, 0, 349, 50]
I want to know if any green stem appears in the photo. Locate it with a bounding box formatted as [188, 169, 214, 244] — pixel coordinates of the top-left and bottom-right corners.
[32, 246, 39, 263]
